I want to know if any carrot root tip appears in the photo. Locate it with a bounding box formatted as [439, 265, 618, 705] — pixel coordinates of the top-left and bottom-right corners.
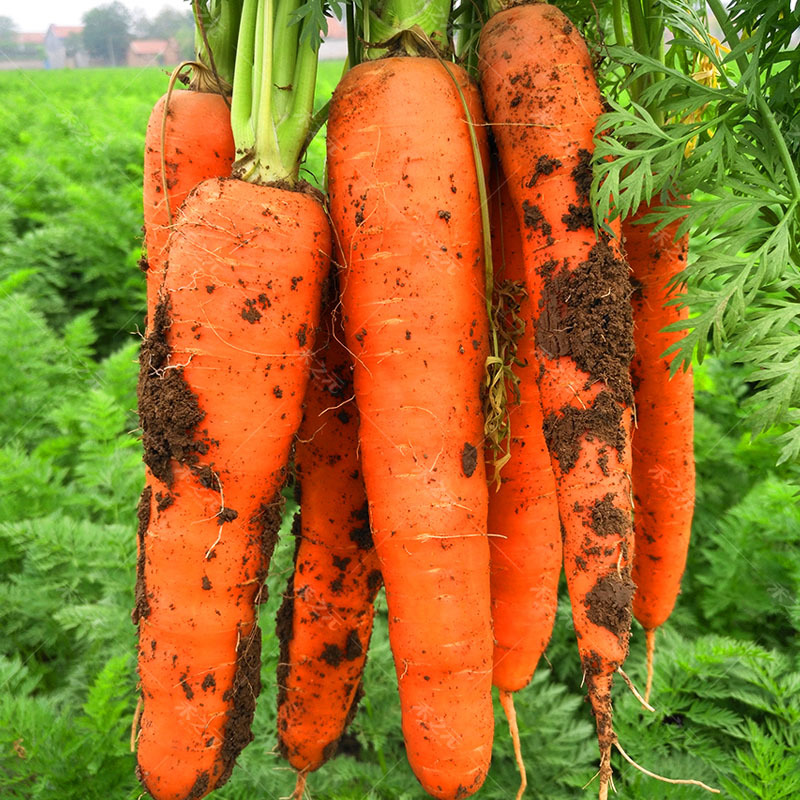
[645, 628, 656, 704]
[499, 689, 528, 800]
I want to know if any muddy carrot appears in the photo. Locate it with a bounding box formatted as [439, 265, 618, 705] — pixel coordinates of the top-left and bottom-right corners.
[480, 4, 636, 797]
[277, 284, 382, 779]
[134, 1, 330, 797]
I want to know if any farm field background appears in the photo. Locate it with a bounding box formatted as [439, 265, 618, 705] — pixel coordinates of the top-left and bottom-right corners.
[1, 65, 799, 799]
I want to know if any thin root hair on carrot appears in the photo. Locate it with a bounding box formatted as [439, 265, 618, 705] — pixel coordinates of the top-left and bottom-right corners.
[614, 740, 720, 793]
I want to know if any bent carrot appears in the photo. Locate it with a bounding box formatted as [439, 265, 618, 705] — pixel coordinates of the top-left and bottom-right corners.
[624, 200, 695, 699]
[277, 287, 382, 775]
[480, 5, 636, 797]
[327, 55, 494, 800]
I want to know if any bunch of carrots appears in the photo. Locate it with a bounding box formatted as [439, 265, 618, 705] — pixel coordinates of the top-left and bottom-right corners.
[131, 1, 706, 799]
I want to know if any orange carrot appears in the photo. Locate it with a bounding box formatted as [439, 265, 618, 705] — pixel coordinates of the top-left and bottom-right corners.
[487, 164, 562, 693]
[277, 287, 382, 776]
[480, 6, 636, 797]
[624, 200, 694, 699]
[487, 162, 562, 799]
[141, 80, 234, 329]
[134, 178, 329, 800]
[327, 56, 494, 800]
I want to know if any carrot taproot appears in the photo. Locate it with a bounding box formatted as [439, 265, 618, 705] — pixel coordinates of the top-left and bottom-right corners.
[142, 78, 234, 329]
[480, 5, 636, 797]
[134, 178, 329, 800]
[134, 0, 333, 793]
[326, 56, 494, 800]
[277, 286, 382, 777]
[487, 164, 562, 696]
[624, 200, 694, 700]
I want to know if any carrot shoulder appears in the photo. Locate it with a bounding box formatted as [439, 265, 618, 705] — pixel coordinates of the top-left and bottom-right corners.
[327, 56, 494, 800]
[277, 292, 382, 776]
[480, 5, 636, 796]
[135, 178, 328, 800]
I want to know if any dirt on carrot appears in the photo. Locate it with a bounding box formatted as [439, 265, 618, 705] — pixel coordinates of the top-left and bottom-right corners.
[535, 239, 634, 405]
[571, 148, 593, 201]
[218, 625, 262, 783]
[133, 487, 152, 625]
[137, 298, 207, 486]
[585, 571, 635, 642]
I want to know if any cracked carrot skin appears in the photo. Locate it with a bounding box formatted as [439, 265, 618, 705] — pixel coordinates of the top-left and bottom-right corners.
[480, 5, 635, 793]
[135, 177, 328, 800]
[488, 166, 561, 693]
[625, 202, 695, 633]
[327, 57, 494, 800]
[277, 296, 382, 774]
[142, 90, 235, 330]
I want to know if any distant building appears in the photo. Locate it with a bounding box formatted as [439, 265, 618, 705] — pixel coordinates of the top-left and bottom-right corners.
[45, 25, 88, 69]
[0, 31, 46, 70]
[126, 38, 180, 67]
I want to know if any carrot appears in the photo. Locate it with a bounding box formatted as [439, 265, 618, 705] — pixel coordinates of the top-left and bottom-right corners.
[327, 55, 494, 800]
[624, 200, 694, 700]
[488, 164, 561, 697]
[277, 286, 382, 777]
[487, 163, 562, 797]
[480, 5, 636, 797]
[134, 2, 330, 797]
[141, 69, 234, 329]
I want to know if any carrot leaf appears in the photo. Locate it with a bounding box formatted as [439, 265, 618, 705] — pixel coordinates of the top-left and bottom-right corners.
[593, 0, 800, 463]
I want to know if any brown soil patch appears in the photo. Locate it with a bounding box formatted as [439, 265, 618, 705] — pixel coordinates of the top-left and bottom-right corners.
[132, 486, 151, 625]
[542, 391, 625, 473]
[217, 625, 262, 786]
[461, 442, 478, 477]
[585, 570, 635, 642]
[536, 239, 634, 407]
[137, 298, 207, 486]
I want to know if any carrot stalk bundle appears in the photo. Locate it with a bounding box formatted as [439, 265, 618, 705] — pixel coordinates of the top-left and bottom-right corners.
[277, 289, 382, 776]
[479, 5, 636, 797]
[624, 200, 695, 700]
[327, 55, 494, 800]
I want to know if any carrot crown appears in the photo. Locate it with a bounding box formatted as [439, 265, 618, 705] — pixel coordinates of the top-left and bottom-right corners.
[359, 0, 451, 57]
[230, 0, 324, 184]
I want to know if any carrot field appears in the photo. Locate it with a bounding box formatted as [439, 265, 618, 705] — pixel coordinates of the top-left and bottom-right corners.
[1, 53, 798, 800]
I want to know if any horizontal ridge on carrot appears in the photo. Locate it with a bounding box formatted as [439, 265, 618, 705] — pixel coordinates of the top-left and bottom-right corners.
[479, 4, 636, 797]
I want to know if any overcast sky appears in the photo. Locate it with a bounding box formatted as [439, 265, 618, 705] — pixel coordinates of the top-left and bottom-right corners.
[9, 1, 190, 32]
